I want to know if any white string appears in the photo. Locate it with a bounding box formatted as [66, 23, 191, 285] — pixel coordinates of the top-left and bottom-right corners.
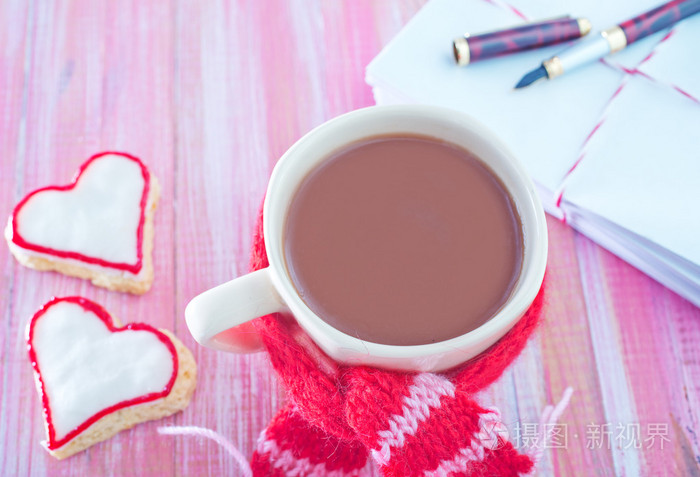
[158, 425, 253, 477]
[525, 386, 575, 476]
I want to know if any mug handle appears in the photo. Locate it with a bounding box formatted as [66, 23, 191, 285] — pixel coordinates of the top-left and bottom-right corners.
[185, 267, 285, 353]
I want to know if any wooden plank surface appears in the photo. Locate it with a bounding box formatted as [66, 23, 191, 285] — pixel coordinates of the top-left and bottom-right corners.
[0, 1, 699, 476]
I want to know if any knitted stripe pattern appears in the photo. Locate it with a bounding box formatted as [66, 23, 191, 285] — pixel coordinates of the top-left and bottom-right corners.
[249, 213, 542, 476]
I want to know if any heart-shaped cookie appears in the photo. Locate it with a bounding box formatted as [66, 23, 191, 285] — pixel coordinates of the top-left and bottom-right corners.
[27, 296, 197, 459]
[6, 152, 160, 294]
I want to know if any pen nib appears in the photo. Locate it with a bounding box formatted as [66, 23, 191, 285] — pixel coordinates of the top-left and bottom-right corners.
[514, 65, 548, 89]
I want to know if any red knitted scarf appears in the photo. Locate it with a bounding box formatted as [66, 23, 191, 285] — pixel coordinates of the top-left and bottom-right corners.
[248, 213, 544, 476]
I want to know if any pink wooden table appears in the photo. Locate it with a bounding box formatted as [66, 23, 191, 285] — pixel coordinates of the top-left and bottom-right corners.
[1, 1, 699, 475]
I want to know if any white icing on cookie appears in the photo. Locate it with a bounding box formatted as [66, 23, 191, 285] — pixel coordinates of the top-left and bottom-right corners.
[15, 154, 146, 265]
[5, 211, 151, 279]
[32, 301, 174, 441]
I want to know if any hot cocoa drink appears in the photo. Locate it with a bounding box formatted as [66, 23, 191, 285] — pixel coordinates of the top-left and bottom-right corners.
[283, 135, 523, 346]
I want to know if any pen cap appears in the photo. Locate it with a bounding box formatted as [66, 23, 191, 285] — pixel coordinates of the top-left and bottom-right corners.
[454, 17, 591, 66]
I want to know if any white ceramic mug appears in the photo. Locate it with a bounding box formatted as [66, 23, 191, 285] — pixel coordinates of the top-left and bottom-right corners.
[185, 105, 547, 372]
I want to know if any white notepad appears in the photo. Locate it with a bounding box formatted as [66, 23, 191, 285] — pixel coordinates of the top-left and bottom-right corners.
[366, 0, 700, 306]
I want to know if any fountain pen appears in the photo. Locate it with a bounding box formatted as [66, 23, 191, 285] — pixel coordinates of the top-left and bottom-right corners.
[515, 0, 700, 88]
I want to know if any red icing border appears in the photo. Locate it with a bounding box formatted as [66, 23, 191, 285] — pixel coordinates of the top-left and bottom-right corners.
[26, 296, 179, 450]
[11, 151, 151, 274]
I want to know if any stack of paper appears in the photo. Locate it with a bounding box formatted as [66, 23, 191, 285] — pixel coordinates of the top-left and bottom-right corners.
[366, 0, 700, 306]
